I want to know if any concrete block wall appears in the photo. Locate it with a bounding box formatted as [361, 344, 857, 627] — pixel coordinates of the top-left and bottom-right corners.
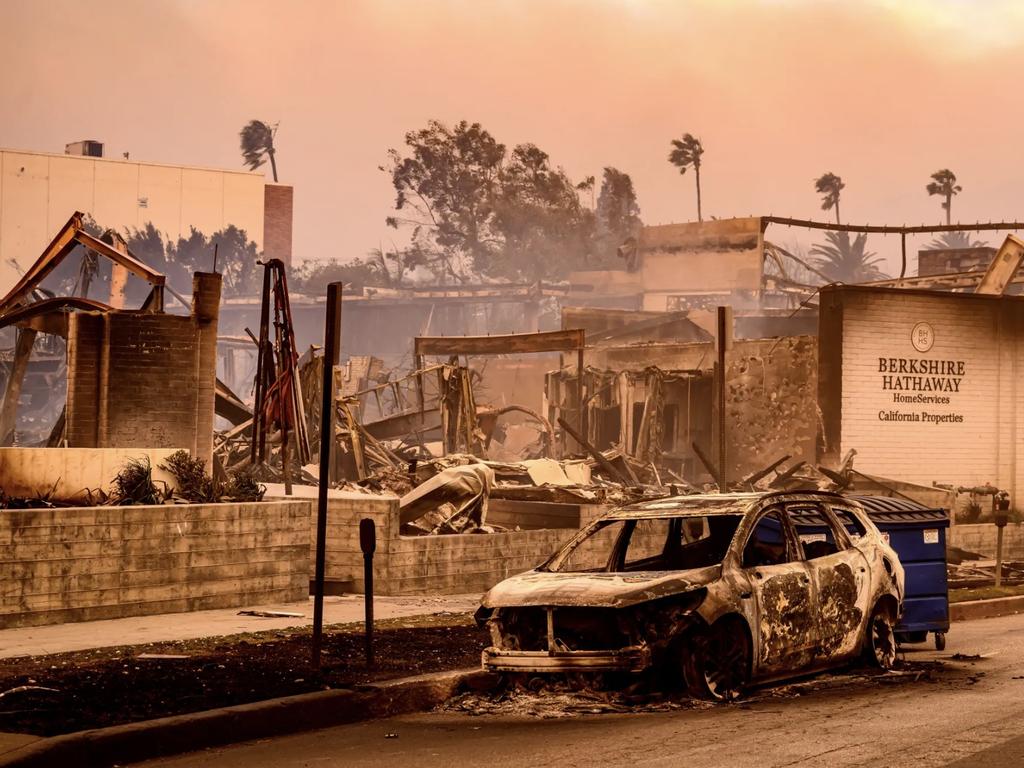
[0, 500, 310, 628]
[386, 528, 575, 595]
[317, 491, 397, 592]
[948, 523, 1024, 561]
[277, 487, 602, 596]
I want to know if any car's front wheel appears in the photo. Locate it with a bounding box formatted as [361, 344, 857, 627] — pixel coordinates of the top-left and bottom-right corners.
[682, 618, 751, 701]
[863, 602, 897, 669]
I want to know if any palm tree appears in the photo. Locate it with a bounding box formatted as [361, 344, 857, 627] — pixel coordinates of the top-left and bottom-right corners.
[926, 169, 961, 225]
[239, 120, 279, 181]
[927, 231, 987, 250]
[668, 133, 705, 222]
[814, 172, 845, 224]
[810, 231, 887, 283]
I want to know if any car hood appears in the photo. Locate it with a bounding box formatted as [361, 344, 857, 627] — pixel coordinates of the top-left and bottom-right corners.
[480, 565, 720, 609]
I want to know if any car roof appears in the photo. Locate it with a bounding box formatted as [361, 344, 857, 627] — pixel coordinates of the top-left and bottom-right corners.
[601, 490, 857, 520]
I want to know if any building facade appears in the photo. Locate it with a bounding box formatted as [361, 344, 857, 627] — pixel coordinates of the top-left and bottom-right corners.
[0, 148, 292, 293]
[819, 284, 1024, 508]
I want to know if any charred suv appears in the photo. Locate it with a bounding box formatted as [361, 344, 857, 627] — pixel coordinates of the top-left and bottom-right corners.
[476, 492, 905, 699]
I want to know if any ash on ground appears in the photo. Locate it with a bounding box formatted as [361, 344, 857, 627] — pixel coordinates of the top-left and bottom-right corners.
[444, 661, 944, 719]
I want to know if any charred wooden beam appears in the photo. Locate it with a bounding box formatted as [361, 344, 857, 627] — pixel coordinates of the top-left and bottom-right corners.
[691, 441, 721, 487]
[558, 416, 635, 487]
[415, 329, 584, 357]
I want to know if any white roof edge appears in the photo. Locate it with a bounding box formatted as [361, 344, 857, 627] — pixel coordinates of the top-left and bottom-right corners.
[0, 147, 267, 179]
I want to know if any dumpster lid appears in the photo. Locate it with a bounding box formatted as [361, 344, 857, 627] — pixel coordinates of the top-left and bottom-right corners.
[846, 495, 950, 525]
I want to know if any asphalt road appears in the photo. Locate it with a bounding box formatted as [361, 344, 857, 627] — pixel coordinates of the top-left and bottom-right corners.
[136, 614, 1024, 768]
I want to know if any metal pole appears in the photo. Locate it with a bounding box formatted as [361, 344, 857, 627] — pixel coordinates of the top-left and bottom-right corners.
[716, 307, 731, 490]
[577, 345, 586, 448]
[312, 282, 343, 668]
[900, 233, 907, 279]
[360, 518, 376, 668]
[996, 525, 1005, 588]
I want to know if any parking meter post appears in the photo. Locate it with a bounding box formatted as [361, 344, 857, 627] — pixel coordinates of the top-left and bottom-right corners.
[360, 518, 376, 668]
[996, 526, 1005, 588]
[994, 492, 1010, 588]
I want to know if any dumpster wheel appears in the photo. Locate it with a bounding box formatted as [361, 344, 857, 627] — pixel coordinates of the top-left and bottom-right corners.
[934, 631, 946, 651]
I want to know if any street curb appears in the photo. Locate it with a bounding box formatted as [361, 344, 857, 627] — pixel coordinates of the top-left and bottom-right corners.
[0, 668, 498, 768]
[951, 595, 1024, 622]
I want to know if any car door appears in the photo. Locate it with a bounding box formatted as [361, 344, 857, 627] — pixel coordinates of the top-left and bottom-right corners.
[739, 505, 818, 676]
[788, 501, 872, 662]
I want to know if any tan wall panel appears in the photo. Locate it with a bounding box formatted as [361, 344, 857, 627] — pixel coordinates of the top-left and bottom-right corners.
[180, 168, 224, 239]
[223, 171, 265, 244]
[92, 160, 141, 230]
[0, 150, 268, 294]
[0, 152, 50, 278]
[137, 163, 183, 239]
[45, 156, 96, 236]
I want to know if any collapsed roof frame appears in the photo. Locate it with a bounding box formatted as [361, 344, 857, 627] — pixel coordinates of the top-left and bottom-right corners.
[0, 212, 180, 447]
[0, 211, 168, 318]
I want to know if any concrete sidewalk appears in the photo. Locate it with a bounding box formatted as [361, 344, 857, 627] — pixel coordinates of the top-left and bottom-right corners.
[0, 593, 482, 659]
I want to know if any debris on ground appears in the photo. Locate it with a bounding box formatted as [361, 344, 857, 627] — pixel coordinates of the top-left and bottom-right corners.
[400, 463, 496, 535]
[0, 616, 487, 736]
[445, 688, 711, 718]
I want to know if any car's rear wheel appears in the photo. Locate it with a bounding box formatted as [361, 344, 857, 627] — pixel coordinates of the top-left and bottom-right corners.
[863, 602, 897, 670]
[683, 618, 750, 701]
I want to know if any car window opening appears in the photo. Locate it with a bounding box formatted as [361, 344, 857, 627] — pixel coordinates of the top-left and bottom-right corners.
[789, 504, 847, 560]
[742, 511, 796, 568]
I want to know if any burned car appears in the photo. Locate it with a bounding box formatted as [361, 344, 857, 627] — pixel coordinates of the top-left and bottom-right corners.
[476, 491, 905, 699]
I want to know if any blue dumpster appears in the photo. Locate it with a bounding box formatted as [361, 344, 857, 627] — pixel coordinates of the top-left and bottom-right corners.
[850, 495, 951, 650]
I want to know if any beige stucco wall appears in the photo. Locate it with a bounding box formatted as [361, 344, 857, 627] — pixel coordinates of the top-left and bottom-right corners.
[0, 447, 180, 503]
[638, 217, 764, 311]
[0, 149, 266, 293]
[836, 290, 1024, 506]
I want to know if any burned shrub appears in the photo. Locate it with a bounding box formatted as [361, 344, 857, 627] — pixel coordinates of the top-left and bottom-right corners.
[222, 471, 266, 503]
[112, 457, 165, 505]
[159, 450, 265, 503]
[159, 450, 217, 503]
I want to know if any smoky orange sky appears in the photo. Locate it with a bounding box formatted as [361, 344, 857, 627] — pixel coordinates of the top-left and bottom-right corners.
[3, 0, 1024, 275]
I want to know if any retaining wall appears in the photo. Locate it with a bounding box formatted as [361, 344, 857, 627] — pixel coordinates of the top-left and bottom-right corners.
[0, 500, 310, 628]
[948, 522, 1024, 561]
[267, 486, 602, 596]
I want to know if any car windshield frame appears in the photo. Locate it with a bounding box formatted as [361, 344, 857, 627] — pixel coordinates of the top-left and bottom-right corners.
[542, 510, 746, 574]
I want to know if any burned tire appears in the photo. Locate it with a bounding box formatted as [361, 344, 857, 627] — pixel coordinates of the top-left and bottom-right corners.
[683, 618, 751, 701]
[863, 603, 897, 670]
